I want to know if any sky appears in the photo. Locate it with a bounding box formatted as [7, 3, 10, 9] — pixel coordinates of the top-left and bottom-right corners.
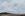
[0, 0, 25, 14]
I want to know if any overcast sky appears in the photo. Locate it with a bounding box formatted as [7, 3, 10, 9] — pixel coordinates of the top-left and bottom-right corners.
[0, 0, 25, 14]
